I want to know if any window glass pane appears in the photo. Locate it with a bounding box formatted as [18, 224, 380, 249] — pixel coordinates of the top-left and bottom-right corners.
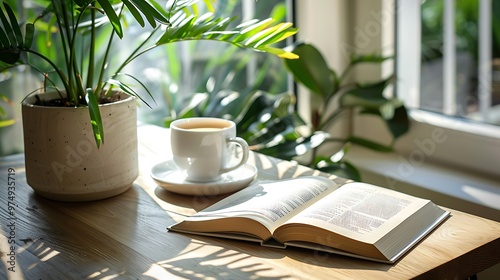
[420, 0, 500, 125]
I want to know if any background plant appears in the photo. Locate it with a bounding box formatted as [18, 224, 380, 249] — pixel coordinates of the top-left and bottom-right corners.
[282, 43, 409, 180]
[137, 0, 291, 126]
[166, 42, 410, 181]
[0, 93, 14, 127]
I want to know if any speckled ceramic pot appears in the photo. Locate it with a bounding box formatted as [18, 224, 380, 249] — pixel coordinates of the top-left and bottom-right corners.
[22, 91, 138, 201]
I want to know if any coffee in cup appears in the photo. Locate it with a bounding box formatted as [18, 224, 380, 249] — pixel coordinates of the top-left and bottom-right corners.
[170, 117, 249, 182]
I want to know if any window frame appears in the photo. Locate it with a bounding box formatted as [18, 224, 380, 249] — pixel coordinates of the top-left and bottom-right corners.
[393, 0, 500, 178]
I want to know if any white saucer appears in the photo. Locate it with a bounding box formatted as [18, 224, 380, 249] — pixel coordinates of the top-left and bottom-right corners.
[150, 160, 258, 196]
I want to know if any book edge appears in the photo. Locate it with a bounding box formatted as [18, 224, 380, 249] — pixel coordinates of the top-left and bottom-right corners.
[385, 210, 451, 263]
[167, 223, 392, 263]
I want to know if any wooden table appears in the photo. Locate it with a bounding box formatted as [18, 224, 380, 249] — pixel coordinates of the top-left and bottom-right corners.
[1, 125, 499, 279]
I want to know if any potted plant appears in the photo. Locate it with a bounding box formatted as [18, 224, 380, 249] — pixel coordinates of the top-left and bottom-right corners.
[0, 0, 297, 201]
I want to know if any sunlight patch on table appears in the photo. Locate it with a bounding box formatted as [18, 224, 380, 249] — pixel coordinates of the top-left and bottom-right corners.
[462, 185, 500, 210]
[0, 227, 25, 279]
[38, 247, 60, 262]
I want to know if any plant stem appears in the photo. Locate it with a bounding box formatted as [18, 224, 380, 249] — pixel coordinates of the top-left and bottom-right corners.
[55, 0, 77, 103]
[95, 25, 115, 97]
[308, 147, 318, 167]
[86, 2, 96, 89]
[338, 63, 353, 84]
[95, 4, 126, 97]
[324, 137, 348, 143]
[68, 2, 89, 103]
[318, 107, 348, 131]
[25, 49, 70, 95]
[115, 27, 160, 75]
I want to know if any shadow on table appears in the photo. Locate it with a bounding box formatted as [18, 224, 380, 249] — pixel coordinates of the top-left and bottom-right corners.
[17, 185, 149, 279]
[154, 186, 232, 213]
[14, 184, 299, 279]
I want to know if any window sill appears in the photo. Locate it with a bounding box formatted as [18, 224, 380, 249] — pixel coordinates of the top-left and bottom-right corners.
[345, 145, 500, 222]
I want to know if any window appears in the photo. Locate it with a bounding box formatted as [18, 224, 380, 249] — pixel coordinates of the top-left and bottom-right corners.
[400, 0, 500, 125]
[396, 0, 500, 177]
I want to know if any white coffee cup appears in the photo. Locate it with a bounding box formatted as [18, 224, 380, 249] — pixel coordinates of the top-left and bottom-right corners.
[170, 117, 249, 182]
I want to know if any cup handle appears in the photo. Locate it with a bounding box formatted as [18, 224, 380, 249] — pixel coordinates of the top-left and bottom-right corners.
[221, 137, 249, 173]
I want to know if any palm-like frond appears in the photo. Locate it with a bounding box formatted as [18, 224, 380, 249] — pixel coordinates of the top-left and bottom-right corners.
[156, 8, 298, 59]
[0, 3, 34, 64]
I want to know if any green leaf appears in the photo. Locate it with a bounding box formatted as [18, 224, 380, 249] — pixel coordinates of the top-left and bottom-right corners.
[176, 93, 208, 117]
[172, 14, 196, 38]
[203, 90, 240, 117]
[244, 21, 283, 46]
[24, 23, 34, 48]
[96, 0, 123, 38]
[270, 3, 287, 21]
[105, 77, 153, 108]
[3, 2, 23, 47]
[86, 89, 104, 147]
[386, 105, 410, 140]
[233, 18, 275, 41]
[256, 133, 319, 160]
[316, 160, 362, 181]
[74, 0, 92, 6]
[340, 76, 394, 108]
[202, 0, 215, 13]
[359, 104, 410, 140]
[246, 114, 306, 147]
[157, 13, 202, 43]
[123, 0, 145, 27]
[378, 98, 404, 119]
[0, 118, 15, 128]
[175, 105, 203, 120]
[0, 26, 10, 49]
[129, 0, 171, 26]
[0, 94, 14, 128]
[154, 9, 297, 60]
[188, 13, 217, 36]
[0, 3, 21, 63]
[203, 17, 234, 39]
[284, 43, 334, 97]
[254, 23, 296, 47]
[0, 3, 17, 47]
[358, 98, 403, 120]
[234, 91, 276, 132]
[349, 53, 392, 66]
[261, 46, 298, 59]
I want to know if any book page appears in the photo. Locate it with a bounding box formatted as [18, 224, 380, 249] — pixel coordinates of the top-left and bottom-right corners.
[283, 182, 430, 243]
[187, 176, 340, 232]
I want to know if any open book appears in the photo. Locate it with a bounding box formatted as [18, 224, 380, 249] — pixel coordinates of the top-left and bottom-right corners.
[168, 176, 450, 263]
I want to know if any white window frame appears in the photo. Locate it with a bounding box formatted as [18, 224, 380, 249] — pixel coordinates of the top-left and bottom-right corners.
[394, 0, 500, 178]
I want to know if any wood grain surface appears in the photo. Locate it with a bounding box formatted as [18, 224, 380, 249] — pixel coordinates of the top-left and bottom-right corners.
[0, 125, 499, 279]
